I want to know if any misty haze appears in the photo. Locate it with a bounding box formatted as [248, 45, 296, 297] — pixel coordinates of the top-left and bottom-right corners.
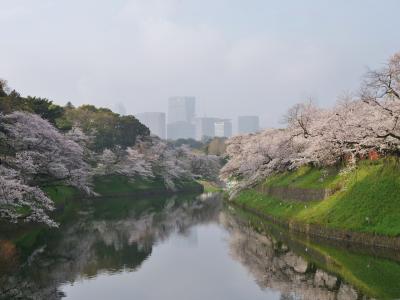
[1, 1, 400, 300]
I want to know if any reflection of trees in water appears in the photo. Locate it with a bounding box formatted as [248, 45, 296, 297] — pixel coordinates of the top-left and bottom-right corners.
[1, 195, 367, 300]
[0, 193, 222, 300]
[91, 193, 221, 254]
[220, 212, 365, 300]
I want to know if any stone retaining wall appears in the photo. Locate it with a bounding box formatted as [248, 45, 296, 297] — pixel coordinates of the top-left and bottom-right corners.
[233, 201, 400, 250]
[256, 184, 331, 202]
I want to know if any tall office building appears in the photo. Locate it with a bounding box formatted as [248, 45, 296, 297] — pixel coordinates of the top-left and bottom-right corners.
[136, 112, 166, 139]
[195, 117, 219, 140]
[238, 116, 260, 134]
[167, 121, 196, 140]
[168, 97, 196, 124]
[114, 102, 127, 116]
[214, 119, 232, 138]
[167, 97, 196, 140]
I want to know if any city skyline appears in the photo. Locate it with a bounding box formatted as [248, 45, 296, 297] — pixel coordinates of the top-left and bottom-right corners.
[136, 111, 166, 139]
[2, 1, 400, 298]
[3, 1, 400, 128]
[137, 96, 258, 140]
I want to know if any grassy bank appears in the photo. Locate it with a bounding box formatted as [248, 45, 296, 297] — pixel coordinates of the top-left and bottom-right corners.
[39, 176, 203, 218]
[93, 175, 203, 196]
[233, 158, 400, 236]
[93, 175, 165, 196]
[196, 180, 222, 193]
[13, 176, 203, 255]
[44, 185, 81, 205]
[40, 176, 203, 221]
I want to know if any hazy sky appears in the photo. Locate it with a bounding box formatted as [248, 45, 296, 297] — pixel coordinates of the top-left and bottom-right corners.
[2, 0, 400, 127]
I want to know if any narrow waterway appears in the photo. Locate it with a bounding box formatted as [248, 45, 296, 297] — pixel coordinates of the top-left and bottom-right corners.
[1, 193, 400, 299]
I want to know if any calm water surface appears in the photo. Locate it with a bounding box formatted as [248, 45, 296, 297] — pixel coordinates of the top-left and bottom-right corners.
[1, 193, 400, 299]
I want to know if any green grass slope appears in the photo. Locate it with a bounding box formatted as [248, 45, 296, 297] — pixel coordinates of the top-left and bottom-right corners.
[93, 175, 165, 196]
[265, 165, 340, 189]
[234, 158, 400, 236]
[196, 180, 222, 193]
[93, 175, 203, 197]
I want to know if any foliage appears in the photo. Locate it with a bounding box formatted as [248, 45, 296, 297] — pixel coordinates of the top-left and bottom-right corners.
[234, 158, 400, 236]
[265, 165, 340, 189]
[0, 165, 57, 227]
[0, 111, 91, 226]
[205, 137, 227, 156]
[61, 105, 149, 151]
[188, 151, 221, 181]
[222, 51, 400, 196]
[0, 82, 65, 126]
[0, 109, 219, 226]
[169, 138, 204, 149]
[196, 180, 222, 193]
[93, 137, 221, 192]
[93, 175, 166, 197]
[0, 82, 150, 151]
[95, 147, 153, 179]
[134, 137, 210, 190]
[0, 80, 222, 227]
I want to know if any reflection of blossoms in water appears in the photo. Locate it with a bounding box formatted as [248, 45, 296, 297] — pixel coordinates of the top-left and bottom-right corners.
[92, 194, 221, 253]
[220, 211, 364, 300]
[0, 193, 222, 300]
[0, 194, 372, 300]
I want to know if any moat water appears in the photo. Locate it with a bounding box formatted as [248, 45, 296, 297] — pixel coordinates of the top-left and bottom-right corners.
[1, 192, 400, 299]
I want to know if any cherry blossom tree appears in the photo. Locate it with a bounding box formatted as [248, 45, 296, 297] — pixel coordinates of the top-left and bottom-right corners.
[139, 137, 193, 190]
[0, 111, 91, 225]
[188, 152, 221, 181]
[93, 135, 222, 192]
[358, 52, 400, 153]
[1, 112, 91, 189]
[0, 165, 57, 226]
[94, 146, 153, 179]
[221, 53, 400, 196]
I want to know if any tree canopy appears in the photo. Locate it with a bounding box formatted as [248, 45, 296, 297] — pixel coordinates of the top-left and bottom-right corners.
[0, 83, 150, 152]
[222, 51, 400, 197]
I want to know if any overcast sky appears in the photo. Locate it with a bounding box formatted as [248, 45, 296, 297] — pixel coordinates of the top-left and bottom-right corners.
[2, 0, 400, 127]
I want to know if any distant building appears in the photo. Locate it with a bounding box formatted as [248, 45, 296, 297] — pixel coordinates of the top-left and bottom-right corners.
[167, 97, 196, 139]
[214, 119, 232, 138]
[136, 112, 166, 139]
[168, 97, 196, 124]
[114, 102, 127, 116]
[238, 116, 259, 134]
[195, 117, 219, 140]
[167, 121, 196, 140]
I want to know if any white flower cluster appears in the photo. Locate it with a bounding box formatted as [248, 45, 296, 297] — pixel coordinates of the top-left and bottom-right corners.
[221, 52, 400, 196]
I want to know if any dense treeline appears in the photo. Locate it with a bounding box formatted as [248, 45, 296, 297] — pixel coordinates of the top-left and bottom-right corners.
[169, 137, 228, 156]
[0, 81, 221, 226]
[0, 81, 149, 151]
[222, 52, 400, 196]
